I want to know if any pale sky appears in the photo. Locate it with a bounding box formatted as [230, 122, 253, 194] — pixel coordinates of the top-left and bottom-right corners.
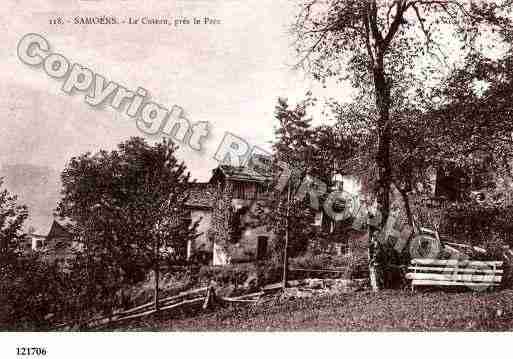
[1, 0, 352, 183]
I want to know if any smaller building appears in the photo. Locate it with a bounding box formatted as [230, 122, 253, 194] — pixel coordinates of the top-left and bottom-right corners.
[27, 233, 47, 251]
[26, 218, 79, 264]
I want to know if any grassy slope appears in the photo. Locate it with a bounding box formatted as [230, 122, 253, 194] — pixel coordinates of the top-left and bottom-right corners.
[112, 289, 513, 331]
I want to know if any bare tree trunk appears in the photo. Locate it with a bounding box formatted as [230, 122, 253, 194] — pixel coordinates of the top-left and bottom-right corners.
[369, 260, 379, 291]
[399, 188, 413, 227]
[282, 180, 291, 290]
[368, 63, 392, 292]
[154, 234, 160, 312]
[368, 225, 382, 292]
[374, 65, 392, 224]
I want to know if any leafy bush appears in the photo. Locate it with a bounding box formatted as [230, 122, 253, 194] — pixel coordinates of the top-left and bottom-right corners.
[198, 263, 254, 288]
[440, 202, 513, 246]
[0, 256, 71, 330]
[117, 266, 198, 308]
[255, 260, 283, 286]
[292, 253, 347, 269]
[197, 261, 282, 294]
[289, 252, 368, 280]
[189, 250, 212, 265]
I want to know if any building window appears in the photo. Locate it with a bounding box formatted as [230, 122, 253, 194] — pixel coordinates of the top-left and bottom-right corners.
[435, 166, 470, 201]
[233, 182, 257, 200]
[233, 182, 243, 199]
[256, 183, 267, 199]
[314, 211, 323, 226]
[256, 236, 268, 260]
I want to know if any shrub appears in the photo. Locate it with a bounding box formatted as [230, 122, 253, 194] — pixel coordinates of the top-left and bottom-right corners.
[189, 250, 212, 265]
[255, 260, 283, 286]
[118, 266, 198, 308]
[198, 263, 253, 292]
[289, 252, 361, 280]
[197, 261, 283, 294]
[440, 202, 513, 246]
[0, 256, 71, 330]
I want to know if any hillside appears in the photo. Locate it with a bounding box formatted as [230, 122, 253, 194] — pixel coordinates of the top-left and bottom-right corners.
[109, 289, 513, 331]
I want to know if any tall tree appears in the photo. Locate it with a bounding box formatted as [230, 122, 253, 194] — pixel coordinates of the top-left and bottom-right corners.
[294, 0, 512, 289]
[0, 178, 28, 263]
[258, 98, 318, 260]
[294, 0, 512, 222]
[256, 98, 357, 261]
[274, 96, 357, 184]
[57, 137, 199, 317]
[0, 180, 62, 330]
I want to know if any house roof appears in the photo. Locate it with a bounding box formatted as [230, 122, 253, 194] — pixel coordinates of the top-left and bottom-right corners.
[185, 163, 273, 209]
[185, 182, 215, 209]
[212, 165, 272, 183]
[31, 217, 74, 237]
[47, 219, 73, 239]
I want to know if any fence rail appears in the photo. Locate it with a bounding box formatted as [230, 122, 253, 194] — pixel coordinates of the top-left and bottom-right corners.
[56, 285, 269, 329]
[54, 286, 210, 329]
[56, 276, 367, 329]
[289, 267, 349, 273]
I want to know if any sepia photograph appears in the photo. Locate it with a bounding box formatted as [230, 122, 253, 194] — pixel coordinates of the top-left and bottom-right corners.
[3, 0, 513, 356]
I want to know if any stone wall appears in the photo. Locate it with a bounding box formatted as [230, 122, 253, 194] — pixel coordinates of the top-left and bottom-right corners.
[211, 180, 276, 265]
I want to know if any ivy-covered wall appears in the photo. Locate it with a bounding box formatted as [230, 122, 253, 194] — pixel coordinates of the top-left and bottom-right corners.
[211, 179, 276, 265]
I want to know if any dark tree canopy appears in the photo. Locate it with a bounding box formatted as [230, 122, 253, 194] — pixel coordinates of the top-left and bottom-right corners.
[253, 97, 359, 257]
[293, 0, 513, 224]
[0, 179, 28, 263]
[57, 137, 199, 283]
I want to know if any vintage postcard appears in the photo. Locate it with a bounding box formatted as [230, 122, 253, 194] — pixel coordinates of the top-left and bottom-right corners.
[2, 0, 513, 357]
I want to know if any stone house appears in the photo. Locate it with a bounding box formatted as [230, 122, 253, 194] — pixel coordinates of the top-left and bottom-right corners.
[209, 165, 277, 265]
[184, 158, 505, 265]
[185, 165, 276, 265]
[185, 164, 365, 265]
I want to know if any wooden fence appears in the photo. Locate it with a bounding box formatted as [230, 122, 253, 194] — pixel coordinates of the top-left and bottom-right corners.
[57, 276, 362, 330]
[57, 285, 268, 329]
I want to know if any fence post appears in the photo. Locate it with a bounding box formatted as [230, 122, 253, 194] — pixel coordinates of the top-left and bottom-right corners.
[282, 179, 291, 290]
[202, 285, 216, 310]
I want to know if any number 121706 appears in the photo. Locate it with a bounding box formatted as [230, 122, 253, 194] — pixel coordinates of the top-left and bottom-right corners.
[16, 347, 47, 356]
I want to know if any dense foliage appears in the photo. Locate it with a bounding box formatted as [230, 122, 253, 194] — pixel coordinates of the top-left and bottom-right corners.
[294, 0, 513, 221]
[53, 137, 200, 323]
[0, 180, 61, 329]
[253, 97, 358, 259]
[58, 137, 199, 279]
